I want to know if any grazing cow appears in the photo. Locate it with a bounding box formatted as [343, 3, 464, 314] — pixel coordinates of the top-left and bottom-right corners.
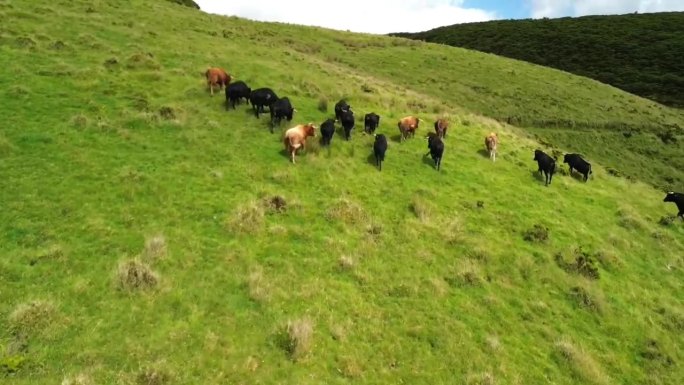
[484, 132, 498, 162]
[434, 118, 448, 139]
[270, 97, 295, 132]
[249, 88, 278, 118]
[339, 110, 355, 141]
[334, 99, 352, 121]
[283, 123, 316, 163]
[426, 132, 444, 171]
[533, 149, 556, 186]
[225, 81, 251, 109]
[373, 134, 388, 171]
[205, 67, 230, 96]
[663, 192, 684, 220]
[320, 119, 335, 146]
[398, 116, 420, 142]
[364, 113, 380, 135]
[563, 153, 592, 181]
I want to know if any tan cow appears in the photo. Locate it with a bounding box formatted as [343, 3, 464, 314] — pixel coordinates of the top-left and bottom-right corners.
[283, 123, 317, 163]
[485, 132, 498, 162]
[434, 118, 448, 139]
[398, 116, 421, 142]
[205, 67, 231, 96]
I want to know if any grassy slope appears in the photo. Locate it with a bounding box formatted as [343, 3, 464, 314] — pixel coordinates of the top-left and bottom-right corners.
[390, 14, 684, 192]
[392, 12, 684, 107]
[1, 1, 683, 384]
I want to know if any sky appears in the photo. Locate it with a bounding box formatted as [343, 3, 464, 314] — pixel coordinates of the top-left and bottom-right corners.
[194, 0, 684, 34]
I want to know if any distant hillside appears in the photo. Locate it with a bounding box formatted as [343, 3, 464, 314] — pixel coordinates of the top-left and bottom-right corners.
[392, 12, 684, 108]
[167, 0, 198, 9]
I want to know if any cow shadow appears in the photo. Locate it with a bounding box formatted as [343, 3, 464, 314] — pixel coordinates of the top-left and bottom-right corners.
[530, 170, 545, 183]
[366, 153, 380, 169]
[477, 149, 490, 159]
[568, 170, 587, 182]
[390, 134, 404, 143]
[422, 153, 437, 169]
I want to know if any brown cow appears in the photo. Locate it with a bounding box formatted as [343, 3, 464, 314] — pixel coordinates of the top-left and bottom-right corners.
[398, 116, 421, 142]
[205, 67, 231, 96]
[434, 118, 448, 139]
[485, 132, 498, 162]
[283, 123, 316, 163]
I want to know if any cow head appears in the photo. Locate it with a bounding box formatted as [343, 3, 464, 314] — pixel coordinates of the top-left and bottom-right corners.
[426, 132, 439, 146]
[664, 192, 675, 202]
[534, 149, 542, 161]
[304, 123, 316, 137]
[563, 154, 570, 163]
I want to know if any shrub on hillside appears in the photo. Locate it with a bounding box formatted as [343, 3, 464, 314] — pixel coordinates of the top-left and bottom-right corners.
[317, 97, 328, 113]
[555, 247, 600, 280]
[523, 224, 549, 243]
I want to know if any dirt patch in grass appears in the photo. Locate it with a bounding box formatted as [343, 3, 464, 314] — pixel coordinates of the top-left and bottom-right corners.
[116, 259, 159, 291]
[8, 299, 56, 333]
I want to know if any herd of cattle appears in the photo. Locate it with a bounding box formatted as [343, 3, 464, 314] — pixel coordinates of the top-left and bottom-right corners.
[205, 67, 684, 220]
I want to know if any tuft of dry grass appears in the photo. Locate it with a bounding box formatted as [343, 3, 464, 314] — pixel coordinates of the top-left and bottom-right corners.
[466, 372, 496, 385]
[338, 356, 364, 378]
[0, 133, 15, 156]
[8, 299, 56, 333]
[553, 339, 610, 385]
[247, 267, 269, 303]
[136, 365, 171, 385]
[568, 284, 605, 314]
[410, 196, 433, 222]
[61, 373, 93, 385]
[286, 317, 314, 361]
[338, 255, 355, 271]
[226, 201, 265, 234]
[325, 198, 368, 225]
[143, 234, 167, 261]
[116, 259, 159, 291]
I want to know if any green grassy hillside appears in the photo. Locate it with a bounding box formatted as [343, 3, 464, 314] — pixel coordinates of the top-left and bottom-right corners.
[392, 12, 684, 108]
[1, 1, 683, 384]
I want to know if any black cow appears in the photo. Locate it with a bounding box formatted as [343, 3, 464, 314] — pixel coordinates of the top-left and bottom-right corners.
[320, 119, 335, 146]
[334, 99, 352, 121]
[225, 81, 251, 110]
[533, 150, 556, 186]
[339, 110, 355, 141]
[426, 132, 444, 171]
[373, 134, 388, 171]
[249, 88, 278, 118]
[664, 191, 684, 220]
[364, 113, 380, 135]
[270, 97, 294, 132]
[563, 153, 592, 182]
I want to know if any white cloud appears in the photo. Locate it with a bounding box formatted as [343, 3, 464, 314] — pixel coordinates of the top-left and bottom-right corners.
[529, 0, 684, 18]
[194, 0, 497, 34]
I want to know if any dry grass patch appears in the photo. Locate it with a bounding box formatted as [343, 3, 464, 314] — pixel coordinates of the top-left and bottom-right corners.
[338, 356, 364, 378]
[325, 198, 368, 225]
[116, 259, 159, 291]
[286, 317, 314, 361]
[136, 365, 172, 385]
[247, 267, 270, 303]
[61, 373, 93, 385]
[8, 299, 56, 333]
[338, 255, 355, 271]
[143, 234, 167, 261]
[465, 372, 495, 385]
[410, 196, 433, 223]
[225, 201, 265, 234]
[568, 283, 605, 314]
[553, 339, 611, 385]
